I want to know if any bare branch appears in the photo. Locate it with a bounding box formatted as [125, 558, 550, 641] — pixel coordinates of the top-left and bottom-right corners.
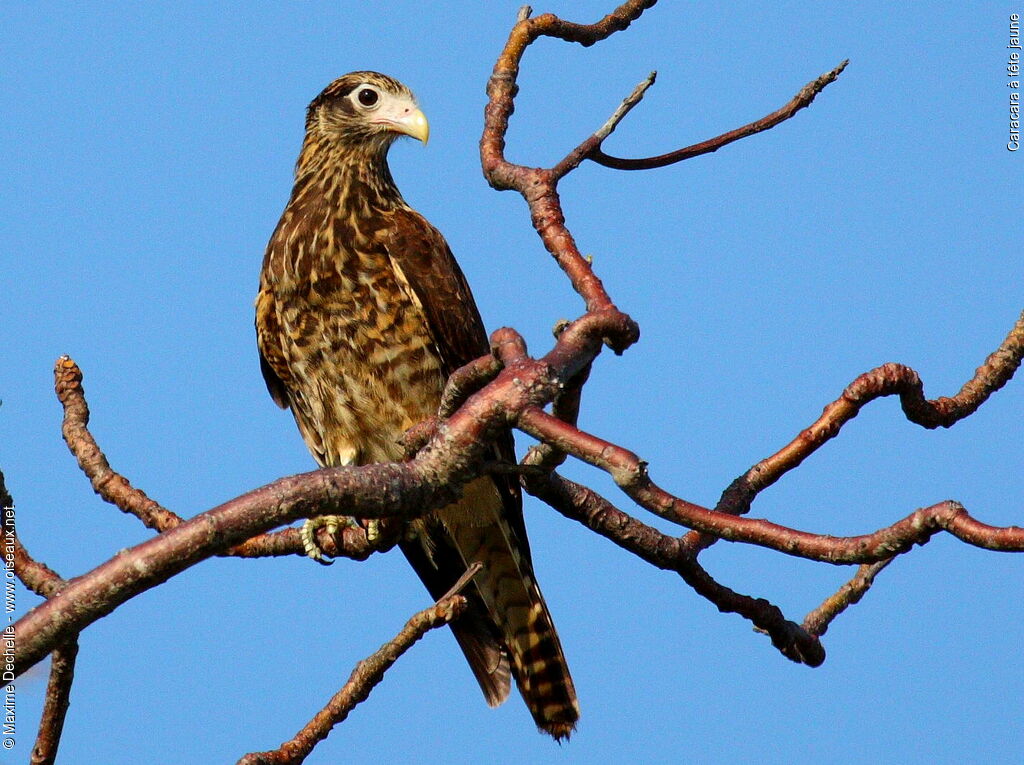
[237, 586, 472, 765]
[523, 360, 592, 472]
[592, 59, 849, 170]
[552, 71, 657, 179]
[517, 408, 1024, 562]
[30, 640, 79, 765]
[1, 472, 66, 600]
[482, 1, 656, 324]
[522, 469, 824, 665]
[438, 353, 504, 418]
[55, 356, 182, 532]
[12, 312, 622, 678]
[0, 475, 77, 764]
[802, 559, 894, 638]
[8, 5, 1021, 754]
[686, 308, 1024, 554]
[54, 356, 394, 563]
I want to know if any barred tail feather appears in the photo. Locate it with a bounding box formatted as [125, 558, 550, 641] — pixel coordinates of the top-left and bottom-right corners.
[446, 492, 580, 739]
[509, 579, 579, 739]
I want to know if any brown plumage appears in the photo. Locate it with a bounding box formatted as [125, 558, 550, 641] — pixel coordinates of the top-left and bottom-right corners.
[255, 72, 579, 738]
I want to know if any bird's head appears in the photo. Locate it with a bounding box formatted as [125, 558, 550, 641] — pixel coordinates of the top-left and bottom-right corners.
[305, 71, 429, 152]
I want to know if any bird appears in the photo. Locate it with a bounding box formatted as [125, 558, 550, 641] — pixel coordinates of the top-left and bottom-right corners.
[254, 71, 579, 739]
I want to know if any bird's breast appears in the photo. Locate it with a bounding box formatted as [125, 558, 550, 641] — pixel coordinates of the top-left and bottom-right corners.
[271, 231, 444, 466]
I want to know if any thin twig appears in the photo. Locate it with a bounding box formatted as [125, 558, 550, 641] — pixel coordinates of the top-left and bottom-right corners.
[592, 60, 849, 169]
[803, 559, 894, 637]
[30, 640, 79, 765]
[552, 71, 657, 179]
[237, 587, 472, 764]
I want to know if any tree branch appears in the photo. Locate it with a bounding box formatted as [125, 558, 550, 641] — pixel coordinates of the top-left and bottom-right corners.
[802, 559, 894, 638]
[54, 355, 394, 562]
[552, 71, 656, 179]
[237, 570, 476, 765]
[55, 356, 181, 532]
[482, 2, 656, 325]
[30, 640, 79, 765]
[591, 59, 849, 169]
[687, 308, 1024, 553]
[521, 469, 824, 665]
[12, 311, 626, 678]
[7, 3, 1021, 756]
[517, 407, 1024, 562]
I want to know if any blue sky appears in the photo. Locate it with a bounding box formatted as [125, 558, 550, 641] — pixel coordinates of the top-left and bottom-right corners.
[3, 2, 1021, 763]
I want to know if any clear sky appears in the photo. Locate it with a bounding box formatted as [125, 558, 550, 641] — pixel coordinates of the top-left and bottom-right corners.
[3, 2, 1021, 763]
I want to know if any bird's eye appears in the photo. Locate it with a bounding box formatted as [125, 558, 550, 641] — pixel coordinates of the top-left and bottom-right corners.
[357, 88, 379, 107]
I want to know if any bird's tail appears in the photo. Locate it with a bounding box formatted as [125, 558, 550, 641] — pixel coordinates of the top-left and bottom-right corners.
[447, 486, 579, 740]
[504, 567, 580, 740]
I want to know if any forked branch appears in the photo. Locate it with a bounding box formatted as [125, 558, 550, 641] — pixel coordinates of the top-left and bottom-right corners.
[590, 60, 849, 170]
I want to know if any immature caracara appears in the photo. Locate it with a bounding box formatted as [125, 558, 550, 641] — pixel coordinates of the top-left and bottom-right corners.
[255, 72, 579, 738]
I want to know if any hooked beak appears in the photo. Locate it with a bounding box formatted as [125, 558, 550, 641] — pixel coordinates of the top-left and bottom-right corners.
[383, 107, 430, 145]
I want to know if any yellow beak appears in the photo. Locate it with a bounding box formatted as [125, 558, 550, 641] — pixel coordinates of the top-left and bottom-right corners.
[389, 108, 430, 145]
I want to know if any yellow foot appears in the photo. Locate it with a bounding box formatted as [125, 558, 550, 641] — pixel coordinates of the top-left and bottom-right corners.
[365, 519, 381, 544]
[301, 515, 357, 565]
[301, 516, 383, 564]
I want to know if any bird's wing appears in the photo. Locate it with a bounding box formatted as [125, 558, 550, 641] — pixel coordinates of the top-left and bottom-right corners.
[384, 208, 491, 376]
[255, 288, 292, 410]
[385, 207, 573, 716]
[383, 207, 528, 552]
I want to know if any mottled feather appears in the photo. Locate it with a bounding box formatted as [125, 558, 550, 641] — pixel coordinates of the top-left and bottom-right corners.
[255, 72, 578, 738]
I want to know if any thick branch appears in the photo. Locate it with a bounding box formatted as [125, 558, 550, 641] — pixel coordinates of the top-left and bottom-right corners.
[12, 456, 459, 677]
[13, 314, 617, 678]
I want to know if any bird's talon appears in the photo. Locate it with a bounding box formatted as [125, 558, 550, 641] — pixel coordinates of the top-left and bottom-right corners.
[301, 515, 358, 565]
[366, 519, 382, 543]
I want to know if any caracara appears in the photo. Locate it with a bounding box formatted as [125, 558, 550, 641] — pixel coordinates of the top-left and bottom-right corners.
[255, 72, 579, 738]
